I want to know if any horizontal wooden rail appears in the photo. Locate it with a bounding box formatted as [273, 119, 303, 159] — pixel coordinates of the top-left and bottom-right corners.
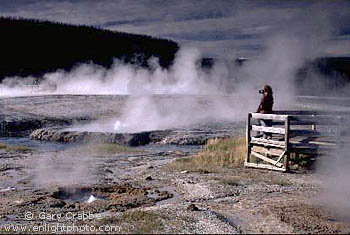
[290, 115, 341, 126]
[244, 162, 287, 172]
[252, 113, 343, 125]
[251, 146, 284, 157]
[273, 110, 350, 116]
[290, 129, 337, 137]
[251, 113, 288, 121]
[251, 125, 285, 134]
[251, 137, 285, 148]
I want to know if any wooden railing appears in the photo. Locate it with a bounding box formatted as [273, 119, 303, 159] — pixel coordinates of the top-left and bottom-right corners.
[245, 111, 350, 172]
[24, 83, 57, 92]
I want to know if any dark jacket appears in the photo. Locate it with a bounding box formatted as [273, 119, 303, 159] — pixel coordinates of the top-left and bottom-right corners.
[257, 93, 274, 114]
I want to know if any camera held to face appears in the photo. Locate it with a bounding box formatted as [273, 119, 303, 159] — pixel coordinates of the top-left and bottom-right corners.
[258, 89, 264, 94]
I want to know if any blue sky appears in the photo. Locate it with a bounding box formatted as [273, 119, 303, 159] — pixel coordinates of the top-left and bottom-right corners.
[1, 0, 350, 58]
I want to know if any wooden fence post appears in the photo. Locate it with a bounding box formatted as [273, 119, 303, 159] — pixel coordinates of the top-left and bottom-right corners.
[246, 113, 252, 164]
[284, 115, 290, 171]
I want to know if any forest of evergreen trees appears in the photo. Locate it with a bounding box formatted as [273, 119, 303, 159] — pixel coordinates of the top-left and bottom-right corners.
[0, 17, 179, 80]
[295, 57, 350, 96]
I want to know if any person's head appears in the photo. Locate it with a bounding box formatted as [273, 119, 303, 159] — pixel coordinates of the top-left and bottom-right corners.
[263, 85, 273, 95]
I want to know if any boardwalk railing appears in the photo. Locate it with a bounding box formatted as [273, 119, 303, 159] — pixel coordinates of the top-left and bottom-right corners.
[24, 83, 57, 92]
[245, 111, 350, 172]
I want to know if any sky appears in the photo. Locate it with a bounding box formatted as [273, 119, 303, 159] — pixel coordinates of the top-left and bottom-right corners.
[0, 0, 350, 58]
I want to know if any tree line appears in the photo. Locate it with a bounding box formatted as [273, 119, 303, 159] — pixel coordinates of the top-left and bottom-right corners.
[0, 17, 179, 81]
[295, 57, 350, 96]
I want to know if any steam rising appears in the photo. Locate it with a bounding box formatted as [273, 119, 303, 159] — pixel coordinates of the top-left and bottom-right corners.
[316, 146, 350, 221]
[34, 149, 95, 187]
[314, 115, 350, 221]
[0, 31, 327, 133]
[1, 47, 264, 132]
[0, 48, 227, 96]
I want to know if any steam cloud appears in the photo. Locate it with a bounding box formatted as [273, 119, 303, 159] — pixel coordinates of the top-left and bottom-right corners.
[0, 35, 324, 133]
[34, 149, 95, 187]
[0, 48, 231, 96]
[0, 47, 262, 132]
[314, 115, 350, 221]
[316, 144, 350, 221]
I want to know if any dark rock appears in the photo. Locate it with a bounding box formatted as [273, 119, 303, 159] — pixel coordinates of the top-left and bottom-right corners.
[52, 187, 92, 202]
[145, 176, 153, 181]
[105, 169, 113, 174]
[127, 132, 151, 146]
[198, 169, 210, 174]
[187, 203, 200, 211]
[156, 190, 173, 201]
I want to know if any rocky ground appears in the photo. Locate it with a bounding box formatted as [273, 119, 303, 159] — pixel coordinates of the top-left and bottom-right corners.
[0, 95, 350, 234]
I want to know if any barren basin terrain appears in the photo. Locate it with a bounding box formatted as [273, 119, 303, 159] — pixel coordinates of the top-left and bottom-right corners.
[0, 95, 350, 234]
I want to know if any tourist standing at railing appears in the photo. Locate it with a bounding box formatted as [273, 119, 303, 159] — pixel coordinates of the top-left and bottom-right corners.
[256, 85, 274, 139]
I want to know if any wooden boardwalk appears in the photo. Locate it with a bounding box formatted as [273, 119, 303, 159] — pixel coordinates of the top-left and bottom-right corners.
[245, 111, 350, 172]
